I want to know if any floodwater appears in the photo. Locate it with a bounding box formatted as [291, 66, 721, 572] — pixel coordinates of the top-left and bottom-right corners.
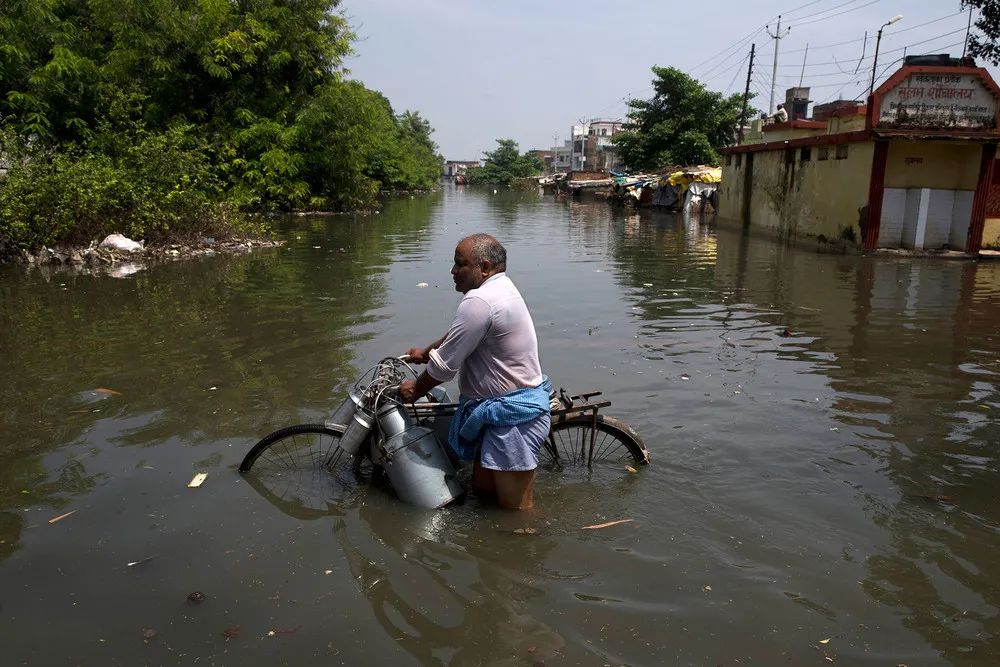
[1, 184, 999, 666]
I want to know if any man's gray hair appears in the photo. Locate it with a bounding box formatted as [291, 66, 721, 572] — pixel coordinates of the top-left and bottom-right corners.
[465, 234, 507, 269]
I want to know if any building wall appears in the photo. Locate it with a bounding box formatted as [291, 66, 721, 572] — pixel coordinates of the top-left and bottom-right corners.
[877, 140, 982, 249]
[760, 127, 826, 142]
[884, 140, 981, 190]
[983, 218, 1000, 248]
[719, 141, 874, 245]
[827, 114, 866, 134]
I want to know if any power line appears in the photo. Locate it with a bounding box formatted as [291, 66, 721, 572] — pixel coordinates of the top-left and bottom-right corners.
[777, 0, 829, 19]
[691, 0, 844, 79]
[697, 27, 768, 79]
[778, 8, 966, 56]
[783, 0, 865, 24]
[562, 6, 970, 140]
[787, 0, 884, 29]
[807, 39, 966, 91]
[704, 50, 755, 84]
[691, 27, 768, 77]
[725, 52, 752, 96]
[769, 25, 970, 81]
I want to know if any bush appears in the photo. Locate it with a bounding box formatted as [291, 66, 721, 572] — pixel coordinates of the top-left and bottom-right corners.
[0, 126, 264, 257]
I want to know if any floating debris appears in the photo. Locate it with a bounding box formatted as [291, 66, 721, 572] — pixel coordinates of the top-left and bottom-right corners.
[127, 556, 154, 567]
[914, 493, 954, 504]
[415, 282, 429, 288]
[222, 626, 241, 641]
[142, 629, 157, 643]
[581, 519, 633, 530]
[187, 591, 206, 604]
[187, 473, 208, 488]
[48, 510, 77, 524]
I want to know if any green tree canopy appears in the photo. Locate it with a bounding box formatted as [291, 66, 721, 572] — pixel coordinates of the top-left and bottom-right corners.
[465, 139, 545, 185]
[963, 1, 1000, 65]
[613, 66, 750, 171]
[0, 0, 443, 223]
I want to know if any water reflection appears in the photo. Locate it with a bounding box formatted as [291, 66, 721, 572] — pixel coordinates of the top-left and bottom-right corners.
[333, 499, 564, 666]
[5, 184, 1000, 665]
[0, 196, 442, 564]
[715, 229, 1000, 662]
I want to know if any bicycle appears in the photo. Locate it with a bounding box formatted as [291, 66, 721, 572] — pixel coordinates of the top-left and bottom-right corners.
[239, 357, 650, 508]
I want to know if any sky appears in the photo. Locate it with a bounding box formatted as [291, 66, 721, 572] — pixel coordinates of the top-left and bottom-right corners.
[341, 0, 994, 161]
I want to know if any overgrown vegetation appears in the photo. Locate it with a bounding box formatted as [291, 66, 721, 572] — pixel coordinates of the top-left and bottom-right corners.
[465, 140, 545, 185]
[614, 67, 751, 170]
[963, 1, 1000, 65]
[0, 0, 442, 256]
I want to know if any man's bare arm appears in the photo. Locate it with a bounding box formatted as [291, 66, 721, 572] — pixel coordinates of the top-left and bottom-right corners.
[405, 336, 445, 365]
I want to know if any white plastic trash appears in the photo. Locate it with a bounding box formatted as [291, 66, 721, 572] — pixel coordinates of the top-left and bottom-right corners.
[99, 234, 144, 252]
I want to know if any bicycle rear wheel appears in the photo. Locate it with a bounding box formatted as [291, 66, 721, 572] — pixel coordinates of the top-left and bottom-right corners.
[542, 415, 649, 469]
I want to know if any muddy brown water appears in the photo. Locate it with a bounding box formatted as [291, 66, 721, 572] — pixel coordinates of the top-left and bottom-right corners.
[1, 185, 999, 666]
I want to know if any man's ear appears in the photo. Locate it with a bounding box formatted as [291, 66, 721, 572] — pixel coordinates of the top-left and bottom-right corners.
[480, 260, 494, 274]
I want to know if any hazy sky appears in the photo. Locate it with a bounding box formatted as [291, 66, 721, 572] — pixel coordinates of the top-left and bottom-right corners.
[343, 0, 992, 161]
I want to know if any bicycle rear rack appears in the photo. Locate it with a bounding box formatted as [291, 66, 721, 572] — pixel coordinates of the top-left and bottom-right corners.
[406, 389, 612, 469]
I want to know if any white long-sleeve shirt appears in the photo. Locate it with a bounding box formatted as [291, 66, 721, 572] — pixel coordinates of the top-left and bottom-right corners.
[427, 273, 543, 399]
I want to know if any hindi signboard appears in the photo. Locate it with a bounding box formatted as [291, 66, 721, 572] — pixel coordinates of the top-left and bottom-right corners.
[878, 72, 998, 130]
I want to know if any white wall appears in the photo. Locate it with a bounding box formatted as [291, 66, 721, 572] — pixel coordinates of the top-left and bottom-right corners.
[879, 188, 975, 250]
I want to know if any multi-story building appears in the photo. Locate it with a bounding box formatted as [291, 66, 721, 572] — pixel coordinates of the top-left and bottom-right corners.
[570, 120, 624, 172]
[549, 140, 572, 172]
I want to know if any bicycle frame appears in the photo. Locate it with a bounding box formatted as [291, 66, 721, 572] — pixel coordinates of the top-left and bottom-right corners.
[406, 390, 613, 469]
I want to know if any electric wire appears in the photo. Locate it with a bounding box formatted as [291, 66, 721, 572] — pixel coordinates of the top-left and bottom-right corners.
[787, 0, 885, 29]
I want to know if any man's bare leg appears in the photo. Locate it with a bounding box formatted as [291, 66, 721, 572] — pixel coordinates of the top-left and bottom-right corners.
[493, 470, 536, 510]
[472, 457, 497, 496]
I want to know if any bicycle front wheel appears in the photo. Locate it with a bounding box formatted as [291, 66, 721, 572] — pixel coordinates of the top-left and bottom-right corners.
[543, 414, 650, 469]
[239, 424, 373, 514]
[239, 423, 356, 473]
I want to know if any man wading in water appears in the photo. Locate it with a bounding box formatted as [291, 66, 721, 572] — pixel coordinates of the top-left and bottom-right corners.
[399, 234, 551, 510]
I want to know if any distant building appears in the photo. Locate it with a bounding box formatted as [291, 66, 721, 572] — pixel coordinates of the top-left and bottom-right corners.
[571, 120, 624, 172]
[443, 160, 480, 178]
[526, 149, 554, 171]
[551, 141, 572, 172]
[720, 56, 1000, 256]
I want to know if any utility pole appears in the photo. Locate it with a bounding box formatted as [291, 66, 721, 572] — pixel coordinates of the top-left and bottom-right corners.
[963, 5, 974, 59]
[799, 43, 809, 86]
[738, 44, 755, 144]
[766, 15, 791, 114]
[552, 132, 559, 172]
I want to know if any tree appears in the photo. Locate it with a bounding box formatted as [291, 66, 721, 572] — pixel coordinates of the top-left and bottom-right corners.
[0, 0, 446, 247]
[465, 139, 545, 185]
[963, 1, 1000, 65]
[613, 67, 750, 171]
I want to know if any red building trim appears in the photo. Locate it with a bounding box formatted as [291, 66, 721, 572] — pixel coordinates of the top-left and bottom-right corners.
[721, 130, 872, 155]
[863, 141, 890, 251]
[967, 142, 997, 254]
[870, 66, 1000, 133]
[762, 120, 829, 133]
